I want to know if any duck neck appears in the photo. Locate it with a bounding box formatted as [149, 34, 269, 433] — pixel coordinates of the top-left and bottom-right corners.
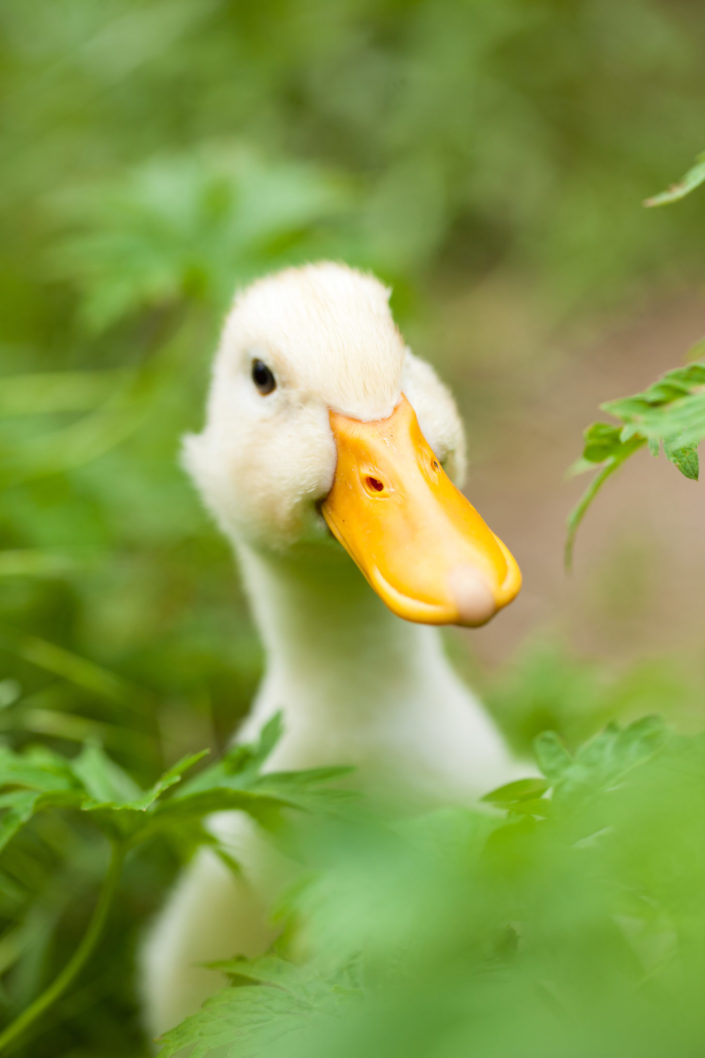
[235, 538, 448, 727]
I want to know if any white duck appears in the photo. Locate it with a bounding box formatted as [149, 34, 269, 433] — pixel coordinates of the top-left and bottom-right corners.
[142, 262, 522, 1036]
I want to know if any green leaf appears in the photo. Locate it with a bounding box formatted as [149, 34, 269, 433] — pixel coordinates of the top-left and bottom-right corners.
[174, 712, 284, 798]
[127, 750, 210, 812]
[51, 147, 352, 330]
[0, 792, 41, 853]
[71, 743, 143, 806]
[0, 744, 76, 793]
[534, 731, 572, 781]
[0, 713, 350, 854]
[247, 712, 285, 774]
[581, 423, 623, 463]
[481, 777, 550, 807]
[155, 767, 354, 832]
[566, 354, 705, 562]
[158, 955, 362, 1058]
[644, 151, 705, 207]
[664, 442, 699, 480]
[611, 715, 666, 767]
[536, 717, 667, 802]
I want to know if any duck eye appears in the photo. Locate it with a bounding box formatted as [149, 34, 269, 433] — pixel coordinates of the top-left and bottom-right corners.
[251, 359, 276, 395]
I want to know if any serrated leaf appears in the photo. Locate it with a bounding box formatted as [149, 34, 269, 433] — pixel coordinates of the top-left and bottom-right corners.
[614, 715, 667, 765]
[71, 742, 143, 805]
[149, 788, 284, 826]
[154, 768, 353, 832]
[0, 744, 76, 793]
[247, 712, 285, 773]
[664, 442, 699, 480]
[541, 717, 668, 803]
[157, 955, 361, 1058]
[581, 423, 623, 463]
[603, 396, 651, 419]
[175, 713, 284, 798]
[157, 979, 310, 1058]
[567, 358, 705, 561]
[663, 364, 705, 386]
[126, 750, 210, 812]
[0, 709, 353, 858]
[534, 731, 572, 781]
[645, 381, 693, 403]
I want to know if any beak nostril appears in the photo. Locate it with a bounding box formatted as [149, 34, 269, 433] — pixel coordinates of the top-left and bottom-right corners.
[364, 475, 385, 494]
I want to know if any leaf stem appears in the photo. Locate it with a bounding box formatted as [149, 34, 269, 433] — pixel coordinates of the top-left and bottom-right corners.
[0, 841, 124, 1055]
[565, 436, 647, 569]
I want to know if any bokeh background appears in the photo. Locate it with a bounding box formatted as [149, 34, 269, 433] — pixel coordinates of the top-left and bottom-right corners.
[1, 1, 704, 1054]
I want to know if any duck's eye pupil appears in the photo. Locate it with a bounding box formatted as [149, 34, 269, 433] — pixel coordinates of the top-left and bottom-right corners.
[252, 359, 276, 395]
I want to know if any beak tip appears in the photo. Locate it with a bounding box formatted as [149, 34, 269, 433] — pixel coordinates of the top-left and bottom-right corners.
[448, 566, 498, 627]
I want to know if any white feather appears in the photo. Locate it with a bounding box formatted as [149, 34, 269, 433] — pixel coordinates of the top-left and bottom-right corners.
[142, 262, 519, 1038]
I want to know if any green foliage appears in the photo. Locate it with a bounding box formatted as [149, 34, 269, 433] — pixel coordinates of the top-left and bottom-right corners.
[158, 717, 705, 1058]
[0, 710, 351, 862]
[3, 0, 705, 330]
[1, 1, 704, 1055]
[645, 149, 705, 207]
[0, 714, 352, 1051]
[479, 636, 702, 754]
[566, 355, 705, 565]
[50, 148, 353, 332]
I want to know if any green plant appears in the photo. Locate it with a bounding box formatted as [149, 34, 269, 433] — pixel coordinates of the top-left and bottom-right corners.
[0, 715, 350, 1053]
[156, 717, 705, 1058]
[565, 351, 705, 565]
[49, 147, 354, 332]
[566, 146, 705, 565]
[2, 7, 704, 1054]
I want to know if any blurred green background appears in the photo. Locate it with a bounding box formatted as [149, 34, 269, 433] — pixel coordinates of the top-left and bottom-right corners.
[1, 1, 704, 1054]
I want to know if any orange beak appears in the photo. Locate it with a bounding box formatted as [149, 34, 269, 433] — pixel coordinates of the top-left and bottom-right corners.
[320, 395, 521, 627]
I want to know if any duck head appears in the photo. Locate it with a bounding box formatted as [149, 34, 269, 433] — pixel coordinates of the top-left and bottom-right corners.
[184, 262, 521, 627]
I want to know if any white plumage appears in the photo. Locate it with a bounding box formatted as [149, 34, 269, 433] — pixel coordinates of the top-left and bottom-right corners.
[142, 262, 521, 1036]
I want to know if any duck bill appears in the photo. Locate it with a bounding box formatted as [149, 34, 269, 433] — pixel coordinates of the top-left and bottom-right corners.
[321, 395, 521, 627]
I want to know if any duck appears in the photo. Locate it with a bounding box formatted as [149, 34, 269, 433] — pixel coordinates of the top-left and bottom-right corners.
[141, 261, 522, 1037]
